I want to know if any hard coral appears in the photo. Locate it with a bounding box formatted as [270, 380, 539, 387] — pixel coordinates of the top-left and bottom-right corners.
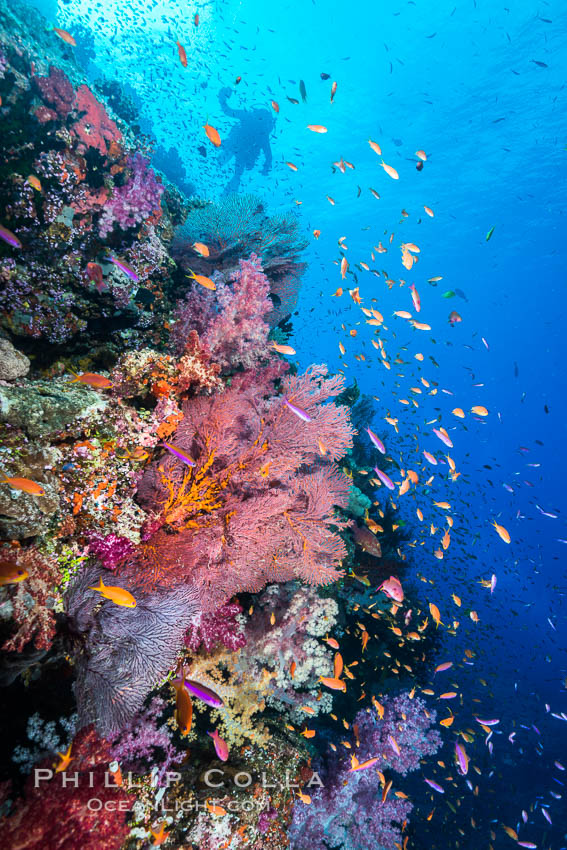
[72, 84, 122, 156]
[1, 725, 134, 850]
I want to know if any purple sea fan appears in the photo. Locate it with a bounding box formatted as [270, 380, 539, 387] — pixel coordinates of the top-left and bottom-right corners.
[65, 567, 201, 737]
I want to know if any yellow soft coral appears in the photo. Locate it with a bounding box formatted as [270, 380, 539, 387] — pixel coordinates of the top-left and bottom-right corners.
[179, 647, 272, 749]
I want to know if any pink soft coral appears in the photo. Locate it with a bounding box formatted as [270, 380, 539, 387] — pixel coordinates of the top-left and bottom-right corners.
[172, 254, 273, 372]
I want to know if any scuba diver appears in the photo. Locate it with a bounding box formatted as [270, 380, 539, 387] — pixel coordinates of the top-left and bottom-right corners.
[217, 87, 275, 193]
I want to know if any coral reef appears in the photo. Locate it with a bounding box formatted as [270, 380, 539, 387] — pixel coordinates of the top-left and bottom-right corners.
[172, 254, 273, 373]
[0, 545, 60, 652]
[289, 693, 442, 850]
[0, 6, 439, 850]
[127, 364, 354, 608]
[172, 193, 307, 325]
[65, 566, 201, 736]
[98, 152, 164, 237]
[1, 725, 135, 850]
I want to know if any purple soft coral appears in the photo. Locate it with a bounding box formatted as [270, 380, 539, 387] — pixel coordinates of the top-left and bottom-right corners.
[289, 692, 442, 850]
[87, 532, 135, 570]
[98, 153, 164, 237]
[185, 603, 246, 652]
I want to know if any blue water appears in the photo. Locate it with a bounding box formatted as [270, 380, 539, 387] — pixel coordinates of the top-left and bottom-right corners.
[13, 0, 567, 845]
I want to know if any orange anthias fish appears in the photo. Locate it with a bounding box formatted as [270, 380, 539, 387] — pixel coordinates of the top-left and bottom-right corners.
[187, 270, 216, 290]
[67, 371, 113, 389]
[1, 475, 45, 496]
[320, 676, 346, 692]
[272, 342, 296, 355]
[176, 41, 188, 67]
[429, 603, 442, 627]
[88, 577, 137, 608]
[54, 743, 73, 773]
[193, 241, 209, 257]
[150, 821, 170, 846]
[205, 800, 227, 816]
[492, 520, 511, 543]
[307, 124, 327, 133]
[53, 27, 76, 46]
[172, 678, 193, 735]
[381, 161, 399, 180]
[350, 755, 379, 772]
[0, 559, 29, 586]
[204, 124, 221, 146]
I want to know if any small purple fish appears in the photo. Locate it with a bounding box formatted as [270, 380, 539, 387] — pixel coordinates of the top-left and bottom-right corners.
[432, 428, 453, 448]
[536, 504, 558, 518]
[284, 397, 311, 422]
[0, 224, 22, 248]
[517, 843, 537, 849]
[172, 677, 223, 707]
[474, 717, 499, 726]
[374, 467, 395, 490]
[455, 743, 469, 775]
[388, 735, 400, 756]
[541, 808, 552, 825]
[162, 441, 196, 467]
[366, 427, 385, 454]
[108, 256, 139, 281]
[424, 777, 444, 794]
